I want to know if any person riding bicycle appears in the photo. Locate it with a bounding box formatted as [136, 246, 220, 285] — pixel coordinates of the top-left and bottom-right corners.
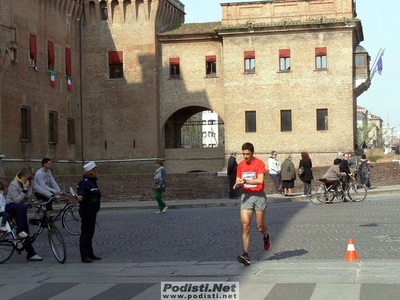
[5, 166, 43, 261]
[321, 158, 347, 202]
[33, 158, 61, 218]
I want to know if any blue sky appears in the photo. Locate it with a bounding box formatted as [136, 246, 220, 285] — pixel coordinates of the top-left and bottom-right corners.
[182, 0, 400, 132]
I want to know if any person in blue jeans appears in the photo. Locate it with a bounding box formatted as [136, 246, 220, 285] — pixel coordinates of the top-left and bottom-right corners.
[154, 160, 167, 214]
[5, 166, 43, 261]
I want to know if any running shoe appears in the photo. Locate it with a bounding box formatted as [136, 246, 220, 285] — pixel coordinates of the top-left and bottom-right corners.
[162, 206, 168, 213]
[237, 253, 251, 266]
[264, 232, 271, 251]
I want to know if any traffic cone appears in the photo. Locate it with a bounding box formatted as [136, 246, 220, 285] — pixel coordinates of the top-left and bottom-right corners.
[344, 238, 359, 261]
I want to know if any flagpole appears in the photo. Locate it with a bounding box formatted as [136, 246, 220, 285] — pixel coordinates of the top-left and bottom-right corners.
[370, 48, 382, 80]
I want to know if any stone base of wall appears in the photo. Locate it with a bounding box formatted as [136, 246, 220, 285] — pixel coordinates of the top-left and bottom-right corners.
[1, 161, 396, 202]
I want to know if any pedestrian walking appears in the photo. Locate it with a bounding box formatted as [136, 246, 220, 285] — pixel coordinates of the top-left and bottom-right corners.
[234, 142, 271, 266]
[154, 160, 167, 214]
[267, 151, 281, 194]
[281, 155, 296, 196]
[227, 150, 238, 199]
[299, 152, 313, 196]
[357, 154, 373, 188]
[77, 161, 101, 263]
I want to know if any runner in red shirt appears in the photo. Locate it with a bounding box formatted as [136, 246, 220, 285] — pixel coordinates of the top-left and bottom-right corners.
[234, 142, 271, 266]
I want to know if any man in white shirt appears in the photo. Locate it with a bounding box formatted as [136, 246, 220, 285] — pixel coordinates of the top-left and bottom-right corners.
[34, 158, 61, 217]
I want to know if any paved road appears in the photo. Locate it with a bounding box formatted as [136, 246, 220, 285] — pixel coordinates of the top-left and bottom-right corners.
[2, 193, 400, 299]
[18, 192, 400, 263]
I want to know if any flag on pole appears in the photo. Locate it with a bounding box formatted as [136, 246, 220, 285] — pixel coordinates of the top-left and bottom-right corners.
[376, 48, 385, 75]
[67, 76, 72, 90]
[49, 71, 56, 87]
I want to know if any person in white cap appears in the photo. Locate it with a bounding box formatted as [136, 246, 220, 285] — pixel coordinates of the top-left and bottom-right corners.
[76, 161, 101, 263]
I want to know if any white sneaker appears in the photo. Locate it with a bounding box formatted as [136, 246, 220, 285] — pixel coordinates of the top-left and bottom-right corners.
[27, 254, 43, 261]
[18, 231, 28, 239]
[162, 206, 168, 213]
[156, 211, 163, 214]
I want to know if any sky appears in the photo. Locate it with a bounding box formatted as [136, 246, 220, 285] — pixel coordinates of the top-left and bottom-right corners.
[182, 0, 400, 131]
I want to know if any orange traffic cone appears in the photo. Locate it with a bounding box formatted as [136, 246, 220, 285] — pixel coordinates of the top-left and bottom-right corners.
[344, 238, 359, 261]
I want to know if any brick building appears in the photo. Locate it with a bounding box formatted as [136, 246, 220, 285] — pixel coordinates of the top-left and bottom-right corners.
[0, 0, 370, 176]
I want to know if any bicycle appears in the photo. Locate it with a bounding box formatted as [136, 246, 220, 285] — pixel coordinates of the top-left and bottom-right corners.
[0, 197, 67, 264]
[37, 189, 81, 235]
[309, 174, 367, 204]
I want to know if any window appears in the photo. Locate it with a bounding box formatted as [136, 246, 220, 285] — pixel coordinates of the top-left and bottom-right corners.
[355, 54, 366, 67]
[279, 49, 290, 71]
[48, 41, 55, 71]
[206, 55, 216, 77]
[65, 47, 72, 77]
[245, 111, 256, 132]
[67, 118, 76, 144]
[100, 0, 108, 20]
[20, 106, 31, 142]
[317, 109, 328, 131]
[29, 34, 37, 66]
[169, 57, 180, 78]
[315, 47, 327, 70]
[280, 110, 292, 132]
[49, 111, 58, 144]
[108, 51, 124, 79]
[244, 51, 255, 73]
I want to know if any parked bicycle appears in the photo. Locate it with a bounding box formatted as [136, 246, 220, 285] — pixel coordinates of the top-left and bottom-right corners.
[0, 197, 66, 264]
[27, 190, 80, 236]
[309, 174, 367, 205]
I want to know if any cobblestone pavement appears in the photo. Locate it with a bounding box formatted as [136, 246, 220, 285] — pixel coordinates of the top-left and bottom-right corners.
[6, 193, 400, 264]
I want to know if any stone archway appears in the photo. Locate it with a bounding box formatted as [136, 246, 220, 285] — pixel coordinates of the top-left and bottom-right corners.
[163, 106, 226, 173]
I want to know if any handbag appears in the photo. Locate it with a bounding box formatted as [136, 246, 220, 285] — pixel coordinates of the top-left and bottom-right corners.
[298, 166, 304, 176]
[152, 179, 161, 191]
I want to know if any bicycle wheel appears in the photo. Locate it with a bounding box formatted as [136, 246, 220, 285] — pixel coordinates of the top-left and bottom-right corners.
[309, 185, 325, 204]
[47, 224, 66, 264]
[316, 185, 335, 204]
[62, 204, 81, 235]
[347, 182, 367, 202]
[0, 230, 15, 264]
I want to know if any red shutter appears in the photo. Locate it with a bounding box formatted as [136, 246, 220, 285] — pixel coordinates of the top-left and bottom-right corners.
[315, 47, 327, 56]
[48, 41, 55, 65]
[206, 55, 216, 63]
[65, 47, 72, 77]
[30, 34, 37, 61]
[279, 49, 290, 58]
[108, 51, 123, 64]
[244, 51, 255, 59]
[169, 57, 180, 65]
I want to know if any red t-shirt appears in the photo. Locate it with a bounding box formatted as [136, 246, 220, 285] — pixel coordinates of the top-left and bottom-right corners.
[237, 157, 266, 193]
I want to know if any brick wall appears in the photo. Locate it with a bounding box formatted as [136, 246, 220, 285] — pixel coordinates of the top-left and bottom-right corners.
[2, 161, 396, 202]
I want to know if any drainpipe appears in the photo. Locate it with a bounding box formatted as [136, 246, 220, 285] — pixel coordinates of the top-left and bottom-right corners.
[79, 4, 84, 165]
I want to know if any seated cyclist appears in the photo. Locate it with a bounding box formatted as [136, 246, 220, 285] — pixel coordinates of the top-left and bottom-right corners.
[322, 158, 347, 194]
[5, 165, 43, 261]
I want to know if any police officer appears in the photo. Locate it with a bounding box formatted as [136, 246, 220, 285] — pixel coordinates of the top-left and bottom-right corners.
[77, 161, 101, 263]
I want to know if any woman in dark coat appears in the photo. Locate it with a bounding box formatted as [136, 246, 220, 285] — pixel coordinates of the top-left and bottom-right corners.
[77, 161, 101, 263]
[299, 152, 314, 196]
